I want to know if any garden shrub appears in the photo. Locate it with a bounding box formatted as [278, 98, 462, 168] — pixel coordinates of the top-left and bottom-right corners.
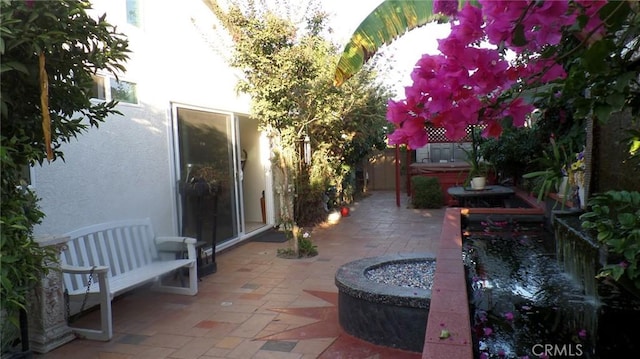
[411, 176, 444, 209]
[1, 0, 129, 347]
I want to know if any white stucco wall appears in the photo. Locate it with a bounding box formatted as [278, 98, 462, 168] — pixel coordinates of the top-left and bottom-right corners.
[33, 0, 251, 236]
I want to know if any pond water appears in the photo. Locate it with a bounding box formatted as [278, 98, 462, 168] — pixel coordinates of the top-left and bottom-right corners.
[463, 216, 640, 359]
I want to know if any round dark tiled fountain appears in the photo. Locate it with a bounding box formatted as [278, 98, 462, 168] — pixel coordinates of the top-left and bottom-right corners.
[335, 253, 435, 352]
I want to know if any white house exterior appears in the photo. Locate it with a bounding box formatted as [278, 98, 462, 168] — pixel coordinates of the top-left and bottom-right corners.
[33, 0, 276, 252]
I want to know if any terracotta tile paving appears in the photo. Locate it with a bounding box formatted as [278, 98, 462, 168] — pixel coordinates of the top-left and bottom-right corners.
[36, 191, 451, 359]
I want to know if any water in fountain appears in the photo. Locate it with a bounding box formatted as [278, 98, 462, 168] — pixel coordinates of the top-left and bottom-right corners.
[463, 216, 640, 358]
[554, 212, 603, 298]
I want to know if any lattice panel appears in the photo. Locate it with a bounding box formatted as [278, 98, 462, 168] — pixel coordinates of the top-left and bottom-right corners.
[426, 126, 475, 143]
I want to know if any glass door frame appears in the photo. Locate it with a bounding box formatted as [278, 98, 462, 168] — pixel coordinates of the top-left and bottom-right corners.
[169, 102, 243, 244]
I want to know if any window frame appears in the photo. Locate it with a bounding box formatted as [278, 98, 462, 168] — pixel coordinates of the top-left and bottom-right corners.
[91, 74, 139, 106]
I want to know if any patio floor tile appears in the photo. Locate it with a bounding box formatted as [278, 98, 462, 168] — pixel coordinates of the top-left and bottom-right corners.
[36, 191, 458, 359]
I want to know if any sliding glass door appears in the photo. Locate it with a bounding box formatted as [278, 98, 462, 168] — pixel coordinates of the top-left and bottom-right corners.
[174, 106, 239, 247]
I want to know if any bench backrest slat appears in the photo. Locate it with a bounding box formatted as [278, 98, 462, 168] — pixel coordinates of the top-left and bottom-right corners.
[62, 240, 83, 292]
[105, 228, 123, 276]
[61, 219, 158, 292]
[117, 227, 132, 273]
[130, 225, 146, 267]
[77, 235, 91, 269]
[96, 231, 111, 272]
[86, 233, 101, 267]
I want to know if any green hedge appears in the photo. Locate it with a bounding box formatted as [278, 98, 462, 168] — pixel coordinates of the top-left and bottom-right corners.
[411, 176, 444, 209]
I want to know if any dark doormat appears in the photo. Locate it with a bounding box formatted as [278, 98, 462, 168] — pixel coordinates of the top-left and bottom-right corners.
[252, 228, 288, 243]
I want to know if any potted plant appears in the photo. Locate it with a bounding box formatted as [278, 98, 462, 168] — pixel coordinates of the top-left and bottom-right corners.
[477, 126, 543, 186]
[522, 137, 571, 201]
[462, 126, 491, 190]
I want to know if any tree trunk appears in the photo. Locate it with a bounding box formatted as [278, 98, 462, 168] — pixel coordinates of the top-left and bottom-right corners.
[276, 142, 298, 256]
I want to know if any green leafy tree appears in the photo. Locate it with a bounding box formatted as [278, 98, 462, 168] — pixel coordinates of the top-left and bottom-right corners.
[0, 0, 129, 343]
[204, 0, 391, 252]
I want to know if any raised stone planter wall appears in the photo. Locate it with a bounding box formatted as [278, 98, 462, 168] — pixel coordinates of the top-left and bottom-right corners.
[335, 253, 434, 352]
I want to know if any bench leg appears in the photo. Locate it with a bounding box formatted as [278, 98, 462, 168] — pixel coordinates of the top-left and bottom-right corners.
[68, 274, 114, 341]
[153, 262, 198, 296]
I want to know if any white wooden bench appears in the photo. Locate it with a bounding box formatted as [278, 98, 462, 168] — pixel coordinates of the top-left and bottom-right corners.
[60, 218, 198, 341]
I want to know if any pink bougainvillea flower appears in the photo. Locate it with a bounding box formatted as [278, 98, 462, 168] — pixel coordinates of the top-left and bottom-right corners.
[541, 62, 568, 83]
[478, 311, 488, 322]
[384, 0, 609, 148]
[504, 312, 514, 321]
[523, 58, 567, 85]
[483, 327, 493, 336]
[619, 261, 629, 268]
[482, 120, 504, 138]
[387, 123, 429, 148]
[411, 54, 443, 82]
[498, 349, 506, 357]
[436, 36, 464, 59]
[505, 98, 535, 127]
[386, 99, 410, 125]
[441, 108, 473, 141]
[469, 50, 509, 93]
[450, 3, 484, 45]
[25, 0, 35, 7]
[526, 0, 574, 48]
[480, 0, 528, 46]
[575, 0, 607, 44]
[579, 329, 588, 339]
[527, 58, 568, 84]
[433, 0, 459, 17]
[386, 128, 407, 145]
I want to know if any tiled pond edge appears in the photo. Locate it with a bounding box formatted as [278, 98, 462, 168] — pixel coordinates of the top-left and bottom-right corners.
[422, 208, 473, 359]
[422, 192, 546, 358]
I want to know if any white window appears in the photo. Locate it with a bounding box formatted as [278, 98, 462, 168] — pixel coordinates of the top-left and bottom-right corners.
[91, 75, 106, 100]
[91, 75, 138, 105]
[110, 78, 138, 104]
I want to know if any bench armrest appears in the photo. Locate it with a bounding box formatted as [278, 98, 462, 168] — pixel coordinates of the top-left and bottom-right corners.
[61, 264, 109, 275]
[155, 236, 197, 245]
[155, 236, 197, 261]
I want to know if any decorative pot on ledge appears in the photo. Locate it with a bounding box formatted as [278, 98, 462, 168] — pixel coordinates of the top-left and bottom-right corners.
[470, 176, 486, 190]
[556, 175, 569, 198]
